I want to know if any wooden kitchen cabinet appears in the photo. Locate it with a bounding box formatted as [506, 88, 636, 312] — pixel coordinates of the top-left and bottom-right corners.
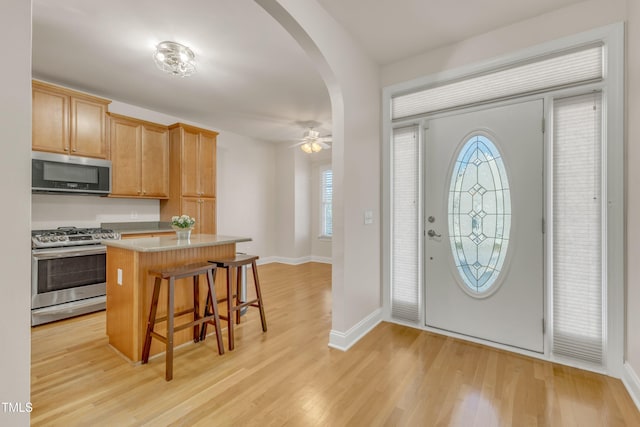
[109, 113, 169, 199]
[181, 197, 216, 234]
[32, 80, 111, 159]
[176, 123, 217, 198]
[160, 123, 218, 234]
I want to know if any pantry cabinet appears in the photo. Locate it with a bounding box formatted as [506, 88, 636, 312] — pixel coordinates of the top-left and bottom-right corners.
[160, 123, 218, 234]
[108, 114, 169, 199]
[32, 80, 111, 159]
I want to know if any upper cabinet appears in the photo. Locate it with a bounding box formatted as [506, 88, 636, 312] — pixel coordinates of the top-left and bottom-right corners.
[108, 113, 169, 199]
[160, 123, 218, 233]
[174, 123, 217, 198]
[32, 81, 111, 159]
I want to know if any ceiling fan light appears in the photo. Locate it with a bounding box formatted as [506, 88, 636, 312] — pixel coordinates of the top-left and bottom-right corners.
[301, 142, 313, 154]
[311, 142, 322, 152]
[153, 41, 196, 78]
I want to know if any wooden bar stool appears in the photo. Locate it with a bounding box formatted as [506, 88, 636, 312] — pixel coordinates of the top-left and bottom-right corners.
[202, 254, 267, 350]
[142, 262, 224, 381]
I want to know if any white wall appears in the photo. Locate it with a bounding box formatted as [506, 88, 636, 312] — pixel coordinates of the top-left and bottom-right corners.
[0, 1, 31, 425]
[216, 132, 277, 257]
[257, 0, 382, 349]
[275, 144, 296, 258]
[30, 97, 279, 259]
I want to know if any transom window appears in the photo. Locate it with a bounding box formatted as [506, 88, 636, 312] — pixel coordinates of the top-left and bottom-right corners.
[448, 134, 511, 295]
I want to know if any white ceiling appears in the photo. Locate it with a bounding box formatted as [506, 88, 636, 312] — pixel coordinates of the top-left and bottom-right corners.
[32, 0, 585, 144]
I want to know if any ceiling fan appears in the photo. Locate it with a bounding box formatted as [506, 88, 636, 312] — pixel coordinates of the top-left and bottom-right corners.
[289, 128, 332, 153]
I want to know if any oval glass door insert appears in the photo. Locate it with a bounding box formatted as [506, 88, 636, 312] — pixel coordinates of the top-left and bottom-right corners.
[448, 133, 511, 296]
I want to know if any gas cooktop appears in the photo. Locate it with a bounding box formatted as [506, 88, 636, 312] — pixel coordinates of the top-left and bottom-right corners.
[31, 227, 120, 248]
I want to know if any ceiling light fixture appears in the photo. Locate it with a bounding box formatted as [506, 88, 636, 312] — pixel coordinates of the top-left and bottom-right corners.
[296, 129, 331, 153]
[153, 41, 196, 77]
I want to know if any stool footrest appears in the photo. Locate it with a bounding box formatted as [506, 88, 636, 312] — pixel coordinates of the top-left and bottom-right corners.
[154, 308, 196, 324]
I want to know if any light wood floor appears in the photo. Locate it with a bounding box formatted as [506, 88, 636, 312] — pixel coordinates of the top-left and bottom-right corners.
[31, 262, 640, 426]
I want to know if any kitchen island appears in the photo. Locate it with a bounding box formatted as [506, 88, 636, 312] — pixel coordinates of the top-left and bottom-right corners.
[102, 234, 250, 362]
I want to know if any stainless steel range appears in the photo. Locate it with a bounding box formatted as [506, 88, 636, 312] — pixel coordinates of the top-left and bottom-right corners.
[31, 227, 120, 326]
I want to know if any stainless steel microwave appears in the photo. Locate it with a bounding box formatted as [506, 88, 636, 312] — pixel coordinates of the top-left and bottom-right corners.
[32, 151, 112, 195]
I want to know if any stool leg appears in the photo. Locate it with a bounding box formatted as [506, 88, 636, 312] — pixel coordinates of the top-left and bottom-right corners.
[166, 276, 175, 381]
[206, 268, 225, 355]
[227, 266, 235, 351]
[251, 261, 267, 332]
[236, 266, 242, 325]
[193, 274, 200, 343]
[142, 277, 162, 364]
[199, 268, 218, 342]
[199, 290, 211, 342]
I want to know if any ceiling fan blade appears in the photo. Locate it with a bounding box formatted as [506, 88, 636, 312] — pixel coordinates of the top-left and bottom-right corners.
[288, 141, 306, 148]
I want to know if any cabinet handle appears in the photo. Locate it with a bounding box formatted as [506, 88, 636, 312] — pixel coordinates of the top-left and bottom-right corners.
[72, 148, 77, 152]
[64, 147, 69, 151]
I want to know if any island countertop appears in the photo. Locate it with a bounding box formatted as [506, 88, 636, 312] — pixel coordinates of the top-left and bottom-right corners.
[102, 234, 251, 253]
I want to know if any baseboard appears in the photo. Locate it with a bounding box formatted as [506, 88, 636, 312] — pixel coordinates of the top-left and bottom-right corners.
[622, 362, 640, 412]
[257, 256, 332, 266]
[328, 308, 383, 351]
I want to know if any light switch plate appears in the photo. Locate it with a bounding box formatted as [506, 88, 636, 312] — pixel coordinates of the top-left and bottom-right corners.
[364, 209, 373, 225]
[117, 268, 123, 286]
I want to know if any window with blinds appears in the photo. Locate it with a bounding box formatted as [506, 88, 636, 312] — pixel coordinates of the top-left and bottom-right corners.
[391, 126, 420, 322]
[392, 44, 603, 120]
[320, 167, 333, 237]
[552, 92, 604, 365]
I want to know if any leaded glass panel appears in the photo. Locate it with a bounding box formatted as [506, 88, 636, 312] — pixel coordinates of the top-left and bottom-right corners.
[448, 134, 511, 294]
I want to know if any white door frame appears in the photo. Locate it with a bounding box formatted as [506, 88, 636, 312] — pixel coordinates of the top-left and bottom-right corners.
[382, 23, 624, 377]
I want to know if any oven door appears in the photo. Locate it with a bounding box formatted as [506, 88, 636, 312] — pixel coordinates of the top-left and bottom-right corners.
[31, 245, 106, 310]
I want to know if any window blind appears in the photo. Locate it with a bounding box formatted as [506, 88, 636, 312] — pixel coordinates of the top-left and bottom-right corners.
[391, 125, 420, 322]
[320, 168, 333, 237]
[392, 44, 603, 120]
[552, 92, 603, 365]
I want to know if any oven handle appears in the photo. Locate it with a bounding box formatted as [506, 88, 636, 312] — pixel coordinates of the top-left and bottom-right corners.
[32, 246, 106, 259]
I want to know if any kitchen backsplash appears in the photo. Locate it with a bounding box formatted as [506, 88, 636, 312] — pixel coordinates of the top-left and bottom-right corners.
[32, 194, 160, 229]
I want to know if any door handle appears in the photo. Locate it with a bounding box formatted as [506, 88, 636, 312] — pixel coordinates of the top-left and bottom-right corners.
[427, 229, 442, 238]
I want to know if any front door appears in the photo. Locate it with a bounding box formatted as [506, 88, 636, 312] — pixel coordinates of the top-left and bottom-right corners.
[424, 99, 544, 352]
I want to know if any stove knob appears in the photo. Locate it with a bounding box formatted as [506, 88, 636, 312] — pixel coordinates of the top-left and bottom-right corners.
[51, 236, 59, 242]
[60, 236, 68, 241]
[41, 237, 50, 243]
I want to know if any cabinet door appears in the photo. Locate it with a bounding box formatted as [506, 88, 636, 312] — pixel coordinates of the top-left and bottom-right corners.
[109, 117, 141, 196]
[199, 132, 217, 198]
[32, 87, 69, 154]
[141, 125, 169, 198]
[181, 130, 200, 197]
[181, 198, 201, 233]
[70, 97, 109, 158]
[199, 198, 216, 234]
